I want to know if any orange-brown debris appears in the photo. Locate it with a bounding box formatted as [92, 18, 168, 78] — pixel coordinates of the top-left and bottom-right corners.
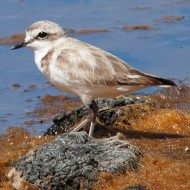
[28, 95, 81, 123]
[123, 24, 153, 31]
[156, 15, 185, 23]
[0, 34, 25, 45]
[134, 109, 190, 135]
[78, 29, 110, 34]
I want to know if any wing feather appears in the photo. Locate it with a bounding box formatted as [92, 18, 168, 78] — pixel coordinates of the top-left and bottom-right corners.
[56, 38, 174, 87]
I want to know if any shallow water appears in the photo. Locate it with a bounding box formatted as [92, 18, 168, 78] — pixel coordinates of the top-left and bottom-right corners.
[0, 0, 190, 134]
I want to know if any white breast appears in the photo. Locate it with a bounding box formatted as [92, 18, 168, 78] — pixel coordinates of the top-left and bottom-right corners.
[34, 48, 50, 73]
[49, 61, 80, 95]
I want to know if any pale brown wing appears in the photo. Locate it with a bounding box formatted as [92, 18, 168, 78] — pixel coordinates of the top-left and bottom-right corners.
[102, 52, 176, 86]
[88, 43, 176, 86]
[56, 38, 175, 87]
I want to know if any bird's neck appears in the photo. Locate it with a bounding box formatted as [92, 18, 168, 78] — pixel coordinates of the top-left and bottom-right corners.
[34, 46, 52, 72]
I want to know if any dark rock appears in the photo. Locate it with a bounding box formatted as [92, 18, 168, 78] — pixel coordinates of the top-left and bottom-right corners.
[45, 96, 146, 136]
[11, 131, 143, 190]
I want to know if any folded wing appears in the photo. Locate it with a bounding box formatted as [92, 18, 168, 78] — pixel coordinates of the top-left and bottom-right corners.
[56, 39, 176, 87]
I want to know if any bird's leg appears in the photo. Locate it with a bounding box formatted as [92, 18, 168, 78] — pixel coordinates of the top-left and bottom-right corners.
[88, 100, 98, 137]
[71, 118, 89, 132]
[71, 100, 98, 137]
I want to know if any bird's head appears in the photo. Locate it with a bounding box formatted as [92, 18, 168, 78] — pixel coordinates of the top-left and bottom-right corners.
[11, 20, 65, 51]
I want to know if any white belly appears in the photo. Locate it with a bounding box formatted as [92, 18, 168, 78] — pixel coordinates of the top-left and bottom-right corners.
[48, 66, 77, 95]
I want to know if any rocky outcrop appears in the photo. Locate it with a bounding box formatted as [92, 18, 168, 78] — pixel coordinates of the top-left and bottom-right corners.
[8, 132, 142, 190]
[45, 96, 146, 136]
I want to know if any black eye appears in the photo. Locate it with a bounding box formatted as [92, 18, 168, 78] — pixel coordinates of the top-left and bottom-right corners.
[38, 32, 48, 39]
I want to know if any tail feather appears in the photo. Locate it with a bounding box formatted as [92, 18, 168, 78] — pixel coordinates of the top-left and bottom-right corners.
[148, 75, 176, 86]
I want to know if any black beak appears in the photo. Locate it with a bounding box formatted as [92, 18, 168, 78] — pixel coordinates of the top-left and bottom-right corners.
[11, 42, 27, 50]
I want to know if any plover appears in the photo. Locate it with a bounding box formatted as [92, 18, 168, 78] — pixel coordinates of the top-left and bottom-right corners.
[11, 20, 176, 137]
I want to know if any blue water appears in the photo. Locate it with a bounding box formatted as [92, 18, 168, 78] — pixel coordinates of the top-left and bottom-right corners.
[0, 0, 190, 134]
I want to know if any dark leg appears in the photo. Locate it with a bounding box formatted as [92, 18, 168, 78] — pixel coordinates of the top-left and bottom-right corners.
[72, 100, 99, 137]
[88, 100, 98, 137]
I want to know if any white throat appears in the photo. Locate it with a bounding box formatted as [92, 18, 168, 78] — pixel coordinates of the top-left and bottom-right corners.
[34, 46, 52, 72]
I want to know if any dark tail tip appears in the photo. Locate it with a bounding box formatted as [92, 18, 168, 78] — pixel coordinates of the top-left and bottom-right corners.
[153, 77, 177, 86]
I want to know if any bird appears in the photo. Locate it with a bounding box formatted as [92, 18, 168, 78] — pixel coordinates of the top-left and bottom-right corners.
[11, 20, 176, 137]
